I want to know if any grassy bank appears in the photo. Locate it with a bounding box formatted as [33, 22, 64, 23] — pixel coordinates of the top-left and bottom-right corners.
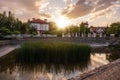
[16, 41, 91, 65]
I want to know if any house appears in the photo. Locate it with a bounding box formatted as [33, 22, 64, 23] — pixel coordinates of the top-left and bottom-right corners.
[89, 26, 107, 37]
[30, 18, 49, 36]
[90, 26, 106, 33]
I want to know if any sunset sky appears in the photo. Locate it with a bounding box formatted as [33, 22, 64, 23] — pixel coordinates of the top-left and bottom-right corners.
[0, 0, 120, 27]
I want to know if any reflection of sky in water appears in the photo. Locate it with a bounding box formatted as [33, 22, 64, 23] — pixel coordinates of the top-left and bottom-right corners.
[91, 53, 109, 68]
[0, 53, 111, 80]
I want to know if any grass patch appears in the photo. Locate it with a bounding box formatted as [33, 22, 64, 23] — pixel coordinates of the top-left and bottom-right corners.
[16, 41, 91, 65]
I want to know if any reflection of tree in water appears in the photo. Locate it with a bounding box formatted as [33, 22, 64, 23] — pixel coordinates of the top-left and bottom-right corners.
[0, 50, 91, 74]
[106, 50, 120, 62]
[91, 47, 111, 54]
[92, 47, 120, 62]
[0, 50, 16, 74]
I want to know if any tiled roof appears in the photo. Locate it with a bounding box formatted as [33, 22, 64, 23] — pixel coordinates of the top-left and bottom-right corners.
[30, 18, 48, 24]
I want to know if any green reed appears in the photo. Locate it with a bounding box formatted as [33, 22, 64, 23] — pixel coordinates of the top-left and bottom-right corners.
[16, 41, 91, 65]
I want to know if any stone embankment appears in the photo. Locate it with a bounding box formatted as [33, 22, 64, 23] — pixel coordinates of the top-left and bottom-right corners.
[69, 59, 120, 80]
[0, 45, 19, 57]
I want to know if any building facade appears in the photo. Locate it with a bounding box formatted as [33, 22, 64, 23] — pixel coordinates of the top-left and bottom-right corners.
[30, 18, 49, 36]
[89, 26, 107, 37]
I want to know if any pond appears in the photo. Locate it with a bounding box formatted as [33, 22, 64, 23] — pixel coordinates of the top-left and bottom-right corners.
[0, 47, 119, 80]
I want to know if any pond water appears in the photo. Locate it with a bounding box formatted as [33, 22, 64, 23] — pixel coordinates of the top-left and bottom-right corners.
[0, 48, 119, 80]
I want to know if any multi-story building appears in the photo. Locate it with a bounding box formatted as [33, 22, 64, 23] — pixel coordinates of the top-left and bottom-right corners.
[30, 18, 49, 36]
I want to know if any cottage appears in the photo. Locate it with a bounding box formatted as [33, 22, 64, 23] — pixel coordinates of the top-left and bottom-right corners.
[90, 26, 107, 37]
[30, 18, 49, 36]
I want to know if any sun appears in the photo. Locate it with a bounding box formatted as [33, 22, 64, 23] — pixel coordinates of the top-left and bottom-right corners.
[55, 16, 70, 29]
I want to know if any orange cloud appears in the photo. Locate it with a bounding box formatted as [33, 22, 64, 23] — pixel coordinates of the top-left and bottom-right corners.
[62, 3, 76, 15]
[63, 0, 118, 19]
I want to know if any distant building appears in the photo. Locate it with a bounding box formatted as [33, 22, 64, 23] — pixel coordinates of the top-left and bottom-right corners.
[30, 18, 49, 35]
[83, 22, 89, 28]
[90, 26, 107, 34]
[89, 26, 107, 37]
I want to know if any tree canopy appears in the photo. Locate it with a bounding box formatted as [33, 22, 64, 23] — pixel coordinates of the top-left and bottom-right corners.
[107, 22, 120, 36]
[0, 11, 37, 37]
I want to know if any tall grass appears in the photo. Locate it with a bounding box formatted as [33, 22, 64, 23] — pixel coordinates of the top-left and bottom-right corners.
[16, 41, 91, 65]
[0, 42, 91, 73]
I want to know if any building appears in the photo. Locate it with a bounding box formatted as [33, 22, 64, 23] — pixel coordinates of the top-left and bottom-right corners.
[89, 26, 107, 37]
[90, 26, 106, 33]
[83, 22, 89, 28]
[30, 18, 49, 36]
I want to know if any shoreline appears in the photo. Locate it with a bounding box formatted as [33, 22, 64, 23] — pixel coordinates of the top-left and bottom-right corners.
[0, 42, 109, 57]
[68, 59, 120, 80]
[0, 40, 119, 80]
[0, 45, 19, 57]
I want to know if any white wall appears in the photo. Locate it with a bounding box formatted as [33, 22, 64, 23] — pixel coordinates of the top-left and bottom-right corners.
[31, 23, 49, 31]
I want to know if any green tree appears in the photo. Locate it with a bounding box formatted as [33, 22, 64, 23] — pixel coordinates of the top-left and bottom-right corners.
[0, 11, 8, 27]
[20, 22, 29, 34]
[80, 22, 85, 33]
[0, 11, 37, 39]
[28, 27, 37, 35]
[107, 22, 120, 36]
[79, 22, 90, 37]
[13, 18, 22, 31]
[0, 27, 11, 36]
[68, 25, 79, 33]
[13, 31, 20, 35]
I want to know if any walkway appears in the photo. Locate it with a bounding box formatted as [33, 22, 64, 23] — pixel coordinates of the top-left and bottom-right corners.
[69, 59, 120, 80]
[0, 45, 19, 57]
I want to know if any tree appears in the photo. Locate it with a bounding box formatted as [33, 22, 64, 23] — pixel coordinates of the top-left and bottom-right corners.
[0, 11, 8, 27]
[68, 25, 79, 33]
[0, 27, 11, 36]
[28, 27, 37, 35]
[80, 22, 86, 33]
[80, 22, 89, 34]
[106, 22, 120, 36]
[20, 22, 29, 34]
[0, 11, 37, 38]
[14, 18, 22, 31]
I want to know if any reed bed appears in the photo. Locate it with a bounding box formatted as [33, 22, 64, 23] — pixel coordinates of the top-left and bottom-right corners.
[16, 41, 91, 65]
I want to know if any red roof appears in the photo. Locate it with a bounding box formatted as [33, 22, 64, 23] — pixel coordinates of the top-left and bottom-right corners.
[30, 18, 48, 24]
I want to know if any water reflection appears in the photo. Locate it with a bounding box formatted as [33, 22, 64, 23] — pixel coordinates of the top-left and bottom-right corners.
[0, 48, 120, 80]
[106, 51, 120, 62]
[0, 50, 91, 80]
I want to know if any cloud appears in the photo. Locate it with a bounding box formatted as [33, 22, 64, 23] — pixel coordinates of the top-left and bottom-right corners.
[63, 0, 118, 19]
[0, 0, 51, 21]
[62, 3, 76, 14]
[38, 13, 52, 18]
[64, 0, 72, 3]
[0, 0, 119, 26]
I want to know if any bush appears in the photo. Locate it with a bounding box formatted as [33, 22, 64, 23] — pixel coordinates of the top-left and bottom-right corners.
[0, 27, 11, 36]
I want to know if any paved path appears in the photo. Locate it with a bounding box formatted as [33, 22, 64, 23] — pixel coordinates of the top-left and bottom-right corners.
[69, 59, 120, 80]
[0, 45, 19, 57]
